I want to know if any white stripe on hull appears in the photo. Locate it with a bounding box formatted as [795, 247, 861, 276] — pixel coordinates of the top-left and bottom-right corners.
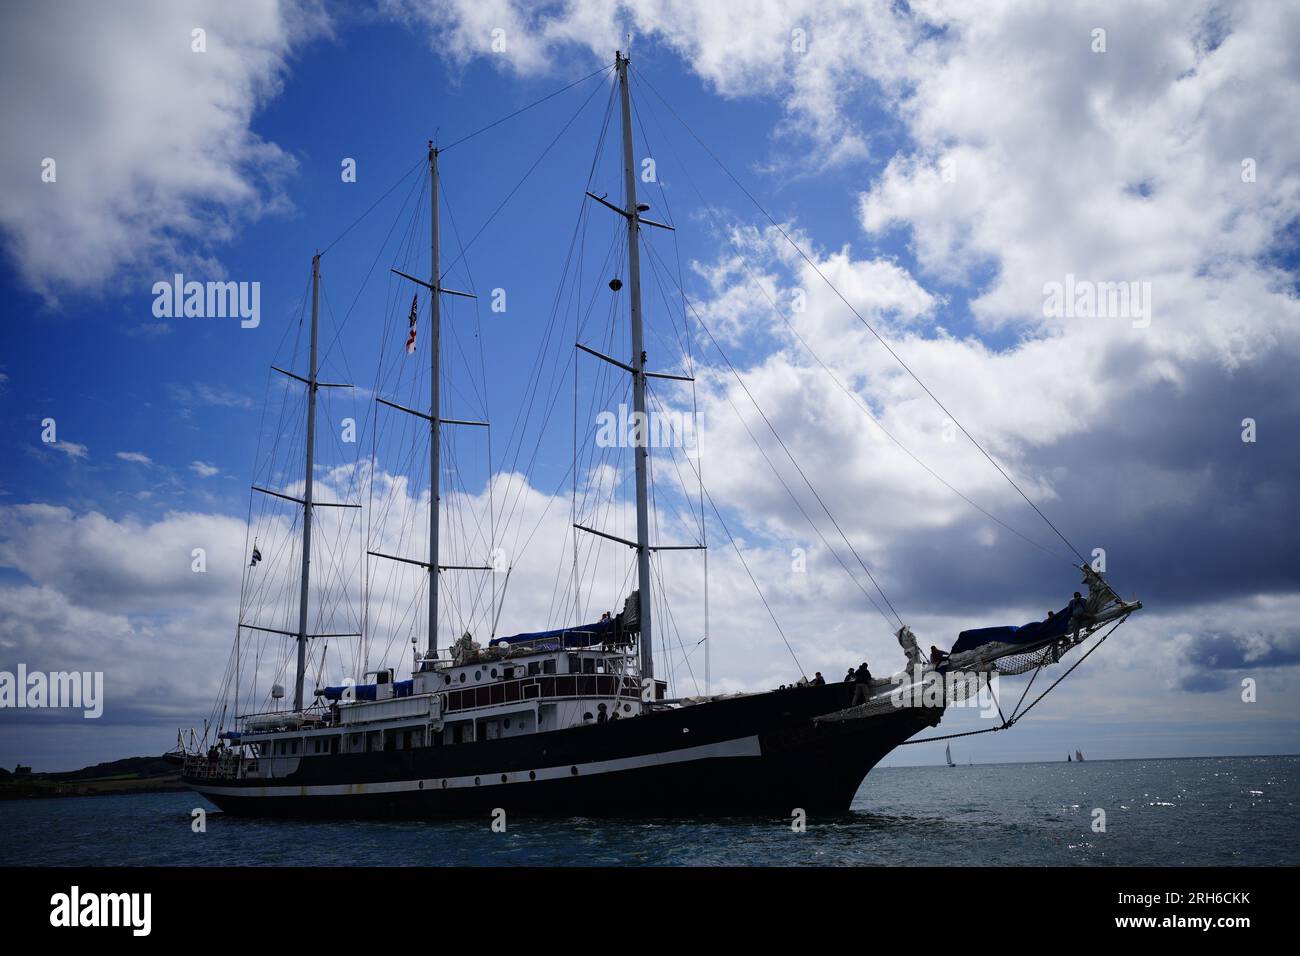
[193, 734, 763, 799]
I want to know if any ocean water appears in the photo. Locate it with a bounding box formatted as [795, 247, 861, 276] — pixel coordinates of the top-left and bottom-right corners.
[2, 755, 1295, 866]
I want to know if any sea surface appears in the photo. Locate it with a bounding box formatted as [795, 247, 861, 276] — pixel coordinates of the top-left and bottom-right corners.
[2, 755, 1295, 866]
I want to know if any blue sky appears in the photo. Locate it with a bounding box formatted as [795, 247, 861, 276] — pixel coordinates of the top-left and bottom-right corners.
[1, 0, 1298, 771]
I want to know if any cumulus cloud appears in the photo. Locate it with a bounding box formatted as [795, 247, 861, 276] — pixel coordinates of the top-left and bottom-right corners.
[384, 0, 931, 169]
[190, 461, 220, 478]
[115, 451, 153, 466]
[0, 0, 329, 299]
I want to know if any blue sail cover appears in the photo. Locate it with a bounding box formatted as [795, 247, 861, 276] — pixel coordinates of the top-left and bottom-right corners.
[489, 617, 615, 648]
[951, 604, 1073, 655]
[318, 679, 414, 702]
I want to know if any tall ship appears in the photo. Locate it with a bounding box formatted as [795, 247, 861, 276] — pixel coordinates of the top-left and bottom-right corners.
[177, 53, 1139, 818]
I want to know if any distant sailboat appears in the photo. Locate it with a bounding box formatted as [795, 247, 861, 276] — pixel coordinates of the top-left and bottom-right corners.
[1076, 750, 1085, 762]
[946, 743, 956, 768]
[1067, 753, 1072, 762]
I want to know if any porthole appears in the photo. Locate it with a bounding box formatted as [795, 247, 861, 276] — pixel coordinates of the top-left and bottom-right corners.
[491, 668, 498, 678]
[501, 774, 508, 783]
[529, 770, 536, 781]
[418, 780, 425, 790]
[504, 718, 512, 729]
[623, 704, 631, 712]
[441, 779, 448, 789]
[444, 675, 451, 685]
[474, 776, 481, 786]
[459, 673, 466, 683]
[570, 766, 579, 776]
[475, 670, 481, 680]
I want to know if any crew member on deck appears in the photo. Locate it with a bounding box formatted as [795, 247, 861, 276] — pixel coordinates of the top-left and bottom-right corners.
[930, 645, 949, 667]
[851, 661, 874, 705]
[812, 672, 826, 686]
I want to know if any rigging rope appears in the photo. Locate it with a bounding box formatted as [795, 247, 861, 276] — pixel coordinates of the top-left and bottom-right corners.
[632, 64, 1090, 568]
[440, 65, 615, 152]
[898, 614, 1129, 745]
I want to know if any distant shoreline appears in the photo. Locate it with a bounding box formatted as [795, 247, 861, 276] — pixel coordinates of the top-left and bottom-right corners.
[0, 755, 188, 801]
[0, 776, 188, 801]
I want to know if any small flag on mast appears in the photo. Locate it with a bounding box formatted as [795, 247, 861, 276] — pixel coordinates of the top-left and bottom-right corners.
[405, 294, 418, 354]
[249, 545, 262, 568]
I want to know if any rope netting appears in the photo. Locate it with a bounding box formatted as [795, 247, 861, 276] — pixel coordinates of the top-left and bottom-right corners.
[816, 615, 1130, 743]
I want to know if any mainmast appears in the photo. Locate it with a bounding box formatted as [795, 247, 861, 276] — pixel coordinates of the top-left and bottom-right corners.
[371, 145, 482, 662]
[292, 253, 322, 712]
[428, 143, 442, 660]
[616, 52, 655, 682]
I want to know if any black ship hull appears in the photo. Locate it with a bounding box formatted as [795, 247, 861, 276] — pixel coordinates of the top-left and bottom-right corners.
[186, 683, 941, 819]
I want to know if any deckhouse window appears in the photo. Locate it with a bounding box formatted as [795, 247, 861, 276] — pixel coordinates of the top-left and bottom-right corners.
[543, 659, 556, 675]
[528, 661, 541, 676]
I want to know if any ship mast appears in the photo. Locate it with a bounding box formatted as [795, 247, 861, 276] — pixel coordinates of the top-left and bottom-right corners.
[577, 53, 697, 681]
[371, 144, 484, 662]
[428, 144, 443, 659]
[616, 51, 655, 682]
[292, 253, 322, 712]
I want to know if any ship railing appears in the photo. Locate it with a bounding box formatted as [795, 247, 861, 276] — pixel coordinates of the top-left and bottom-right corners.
[182, 752, 243, 780]
[440, 673, 663, 715]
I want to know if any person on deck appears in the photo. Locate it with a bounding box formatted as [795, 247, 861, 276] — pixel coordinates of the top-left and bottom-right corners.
[851, 662, 874, 705]
[812, 672, 826, 686]
[843, 668, 855, 682]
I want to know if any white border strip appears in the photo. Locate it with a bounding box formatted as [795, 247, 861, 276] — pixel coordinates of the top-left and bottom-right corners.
[195, 735, 762, 799]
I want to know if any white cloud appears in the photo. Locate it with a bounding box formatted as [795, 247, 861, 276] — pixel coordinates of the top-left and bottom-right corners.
[385, 0, 930, 169]
[171, 382, 256, 410]
[190, 461, 220, 478]
[53, 441, 88, 460]
[859, 1, 1300, 344]
[115, 451, 153, 466]
[0, 0, 329, 299]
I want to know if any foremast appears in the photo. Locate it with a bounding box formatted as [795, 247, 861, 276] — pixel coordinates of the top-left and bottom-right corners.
[616, 51, 655, 684]
[427, 144, 443, 660]
[292, 253, 322, 712]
